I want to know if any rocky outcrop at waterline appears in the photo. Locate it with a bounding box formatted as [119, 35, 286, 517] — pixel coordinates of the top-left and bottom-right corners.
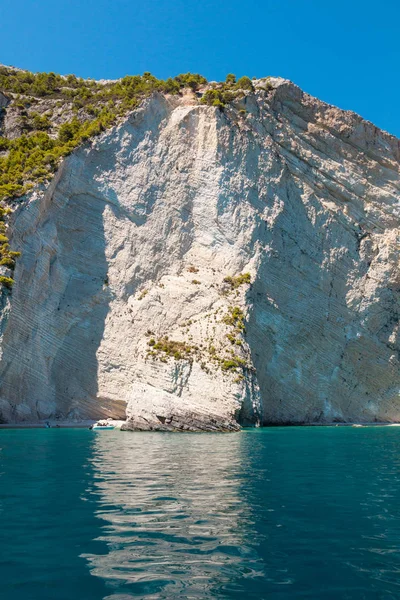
[0, 72, 399, 428]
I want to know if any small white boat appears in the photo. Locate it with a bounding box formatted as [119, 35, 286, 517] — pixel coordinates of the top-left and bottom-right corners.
[92, 423, 115, 431]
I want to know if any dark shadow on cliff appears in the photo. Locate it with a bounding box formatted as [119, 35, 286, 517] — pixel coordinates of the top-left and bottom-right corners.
[0, 174, 123, 420]
[244, 169, 386, 424]
[49, 187, 121, 419]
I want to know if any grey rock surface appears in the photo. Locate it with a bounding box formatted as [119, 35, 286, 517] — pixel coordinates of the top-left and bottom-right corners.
[0, 92, 9, 109]
[0, 78, 399, 427]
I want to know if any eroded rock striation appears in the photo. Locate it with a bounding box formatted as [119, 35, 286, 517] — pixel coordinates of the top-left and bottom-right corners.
[0, 77, 399, 427]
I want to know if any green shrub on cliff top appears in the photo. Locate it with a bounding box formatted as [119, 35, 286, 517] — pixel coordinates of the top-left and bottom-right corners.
[200, 88, 235, 108]
[235, 76, 254, 91]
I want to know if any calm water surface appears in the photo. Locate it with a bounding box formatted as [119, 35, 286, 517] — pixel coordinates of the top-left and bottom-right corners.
[1, 427, 400, 599]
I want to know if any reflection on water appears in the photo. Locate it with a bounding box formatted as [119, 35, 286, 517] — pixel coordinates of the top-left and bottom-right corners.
[84, 428, 400, 600]
[84, 432, 264, 598]
[3, 427, 400, 599]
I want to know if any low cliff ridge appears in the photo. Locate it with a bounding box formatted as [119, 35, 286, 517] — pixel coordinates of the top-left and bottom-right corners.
[0, 72, 399, 428]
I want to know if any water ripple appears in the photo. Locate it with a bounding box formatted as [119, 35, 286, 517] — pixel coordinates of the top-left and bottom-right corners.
[81, 428, 400, 599]
[83, 433, 265, 598]
[3, 427, 400, 599]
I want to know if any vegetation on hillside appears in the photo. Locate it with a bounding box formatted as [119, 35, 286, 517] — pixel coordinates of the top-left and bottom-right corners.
[0, 68, 208, 202]
[200, 74, 254, 108]
[0, 68, 264, 205]
[223, 272, 251, 289]
[0, 66, 269, 289]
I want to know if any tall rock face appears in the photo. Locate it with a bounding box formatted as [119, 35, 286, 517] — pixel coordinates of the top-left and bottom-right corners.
[0, 78, 399, 427]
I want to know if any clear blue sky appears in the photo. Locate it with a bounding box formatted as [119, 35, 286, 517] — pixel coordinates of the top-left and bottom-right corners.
[1, 0, 399, 137]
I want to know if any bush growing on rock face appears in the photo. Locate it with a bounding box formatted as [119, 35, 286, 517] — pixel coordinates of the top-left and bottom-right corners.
[58, 119, 81, 143]
[200, 89, 222, 107]
[162, 78, 181, 94]
[0, 137, 9, 151]
[221, 356, 247, 372]
[173, 73, 207, 92]
[30, 112, 51, 131]
[223, 272, 251, 289]
[0, 257, 15, 268]
[0, 276, 13, 289]
[200, 74, 255, 109]
[236, 76, 253, 91]
[200, 89, 235, 109]
[148, 337, 193, 361]
[222, 306, 245, 332]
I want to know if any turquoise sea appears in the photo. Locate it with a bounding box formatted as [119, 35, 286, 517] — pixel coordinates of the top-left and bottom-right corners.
[1, 427, 400, 599]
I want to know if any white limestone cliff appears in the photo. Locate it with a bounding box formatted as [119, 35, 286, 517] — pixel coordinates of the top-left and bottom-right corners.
[0, 78, 399, 428]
